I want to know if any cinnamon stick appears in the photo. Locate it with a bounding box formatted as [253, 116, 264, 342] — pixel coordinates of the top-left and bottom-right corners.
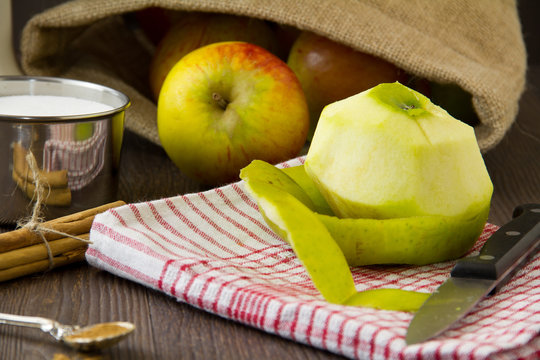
[0, 234, 89, 270]
[0, 248, 86, 283]
[48, 200, 126, 224]
[0, 214, 92, 253]
[0, 201, 125, 282]
[0, 200, 125, 253]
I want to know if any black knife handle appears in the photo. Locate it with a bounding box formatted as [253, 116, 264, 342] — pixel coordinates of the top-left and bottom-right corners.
[451, 204, 540, 283]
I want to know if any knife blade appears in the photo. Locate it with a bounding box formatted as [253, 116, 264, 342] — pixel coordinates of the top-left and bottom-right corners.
[405, 203, 540, 345]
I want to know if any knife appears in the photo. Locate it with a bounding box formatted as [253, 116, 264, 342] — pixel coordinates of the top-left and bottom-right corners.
[405, 203, 540, 345]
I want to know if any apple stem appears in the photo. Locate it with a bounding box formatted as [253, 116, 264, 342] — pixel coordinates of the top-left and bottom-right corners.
[212, 92, 229, 110]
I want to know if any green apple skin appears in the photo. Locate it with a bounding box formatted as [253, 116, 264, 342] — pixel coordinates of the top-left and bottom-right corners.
[241, 160, 317, 212]
[343, 288, 428, 311]
[287, 31, 406, 138]
[319, 208, 489, 266]
[241, 167, 356, 304]
[240, 161, 429, 310]
[157, 42, 309, 186]
[281, 165, 334, 216]
[305, 82, 493, 225]
[149, 13, 279, 100]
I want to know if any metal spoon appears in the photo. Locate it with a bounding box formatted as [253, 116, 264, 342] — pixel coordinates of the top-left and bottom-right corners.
[0, 312, 135, 351]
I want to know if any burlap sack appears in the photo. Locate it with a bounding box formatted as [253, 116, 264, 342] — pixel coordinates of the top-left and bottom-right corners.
[19, 0, 527, 152]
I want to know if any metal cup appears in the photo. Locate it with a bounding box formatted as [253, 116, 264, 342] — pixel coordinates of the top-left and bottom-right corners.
[0, 76, 130, 224]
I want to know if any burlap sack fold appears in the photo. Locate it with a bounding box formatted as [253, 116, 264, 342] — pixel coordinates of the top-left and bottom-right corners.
[20, 0, 527, 152]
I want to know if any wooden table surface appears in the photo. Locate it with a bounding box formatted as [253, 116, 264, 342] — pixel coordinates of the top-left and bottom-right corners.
[2, 4, 540, 360]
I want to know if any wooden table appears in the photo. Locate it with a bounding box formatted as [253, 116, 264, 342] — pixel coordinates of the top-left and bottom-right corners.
[2, 5, 539, 359]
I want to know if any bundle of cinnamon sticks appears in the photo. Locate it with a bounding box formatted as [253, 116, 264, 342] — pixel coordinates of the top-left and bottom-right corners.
[0, 200, 125, 282]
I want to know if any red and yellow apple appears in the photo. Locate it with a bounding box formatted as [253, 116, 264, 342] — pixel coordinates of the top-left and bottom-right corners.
[287, 31, 407, 137]
[157, 41, 309, 186]
[149, 12, 279, 100]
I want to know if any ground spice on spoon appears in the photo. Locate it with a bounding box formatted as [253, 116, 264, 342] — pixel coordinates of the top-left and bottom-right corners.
[63, 323, 132, 342]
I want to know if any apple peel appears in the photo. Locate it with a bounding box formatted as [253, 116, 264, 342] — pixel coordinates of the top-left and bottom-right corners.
[240, 160, 429, 311]
[250, 161, 487, 266]
[319, 211, 488, 266]
[281, 165, 334, 216]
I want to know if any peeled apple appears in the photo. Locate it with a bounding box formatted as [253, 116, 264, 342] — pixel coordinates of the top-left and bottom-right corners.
[305, 82, 493, 224]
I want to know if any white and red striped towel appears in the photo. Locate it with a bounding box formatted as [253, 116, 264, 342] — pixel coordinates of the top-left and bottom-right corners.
[86, 158, 540, 360]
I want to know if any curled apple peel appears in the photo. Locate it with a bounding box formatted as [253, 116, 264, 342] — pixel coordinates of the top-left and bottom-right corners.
[241, 161, 429, 311]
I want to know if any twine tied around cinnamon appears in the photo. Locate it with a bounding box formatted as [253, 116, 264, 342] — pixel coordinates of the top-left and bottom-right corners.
[16, 151, 92, 270]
